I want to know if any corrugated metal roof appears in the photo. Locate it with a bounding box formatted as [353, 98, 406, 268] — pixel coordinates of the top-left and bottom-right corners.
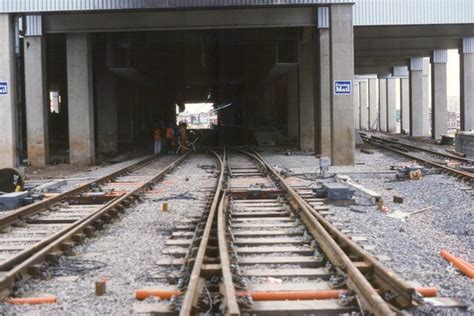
[353, 0, 474, 25]
[0, 0, 353, 13]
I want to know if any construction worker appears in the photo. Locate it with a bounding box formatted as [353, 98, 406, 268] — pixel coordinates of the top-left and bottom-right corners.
[166, 124, 176, 153]
[153, 125, 162, 155]
[178, 122, 188, 155]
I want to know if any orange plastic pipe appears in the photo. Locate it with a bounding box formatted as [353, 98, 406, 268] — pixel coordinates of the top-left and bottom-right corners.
[440, 250, 474, 278]
[459, 258, 474, 270]
[6, 296, 57, 305]
[415, 287, 437, 297]
[135, 289, 182, 300]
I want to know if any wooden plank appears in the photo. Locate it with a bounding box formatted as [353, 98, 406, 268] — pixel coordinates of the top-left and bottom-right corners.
[232, 212, 287, 218]
[166, 239, 192, 247]
[231, 217, 293, 223]
[26, 218, 79, 224]
[242, 268, 329, 279]
[249, 282, 333, 292]
[232, 223, 298, 228]
[232, 207, 286, 212]
[233, 230, 302, 237]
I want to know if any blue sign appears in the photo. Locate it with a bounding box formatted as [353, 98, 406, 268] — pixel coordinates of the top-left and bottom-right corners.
[0, 82, 7, 95]
[334, 80, 352, 95]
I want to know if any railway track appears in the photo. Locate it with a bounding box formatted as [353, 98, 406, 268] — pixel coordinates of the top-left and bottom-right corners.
[0, 154, 189, 297]
[361, 134, 474, 184]
[142, 148, 442, 315]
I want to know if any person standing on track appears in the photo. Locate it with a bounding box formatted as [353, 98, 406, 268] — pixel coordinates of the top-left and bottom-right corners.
[153, 125, 163, 156]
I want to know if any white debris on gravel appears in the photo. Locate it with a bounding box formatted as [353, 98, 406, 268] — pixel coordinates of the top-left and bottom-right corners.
[263, 148, 473, 312]
[0, 154, 217, 315]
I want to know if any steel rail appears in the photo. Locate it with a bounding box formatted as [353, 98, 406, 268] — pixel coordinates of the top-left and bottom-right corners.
[244, 149, 415, 315]
[217, 193, 240, 316]
[0, 153, 190, 296]
[179, 149, 226, 315]
[363, 136, 474, 182]
[0, 155, 157, 229]
[369, 135, 474, 164]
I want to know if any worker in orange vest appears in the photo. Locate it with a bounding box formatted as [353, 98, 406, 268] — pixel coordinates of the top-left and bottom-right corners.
[178, 122, 188, 155]
[166, 124, 176, 153]
[153, 126, 162, 155]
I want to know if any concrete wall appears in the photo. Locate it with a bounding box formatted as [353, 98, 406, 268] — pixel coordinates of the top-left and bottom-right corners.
[315, 28, 331, 157]
[0, 14, 17, 168]
[400, 78, 410, 133]
[97, 69, 118, 155]
[386, 78, 397, 133]
[378, 79, 387, 132]
[287, 67, 299, 140]
[359, 81, 368, 130]
[368, 78, 378, 130]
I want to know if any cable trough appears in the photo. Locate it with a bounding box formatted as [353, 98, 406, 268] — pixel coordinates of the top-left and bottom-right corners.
[0, 154, 190, 297]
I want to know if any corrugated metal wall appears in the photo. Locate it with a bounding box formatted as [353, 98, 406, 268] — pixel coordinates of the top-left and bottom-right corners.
[353, 0, 474, 25]
[0, 0, 352, 13]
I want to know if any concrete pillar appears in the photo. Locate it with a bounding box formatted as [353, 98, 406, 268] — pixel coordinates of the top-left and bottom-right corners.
[386, 78, 397, 133]
[287, 67, 299, 140]
[400, 78, 410, 133]
[0, 14, 17, 168]
[97, 69, 118, 155]
[410, 57, 425, 137]
[329, 4, 355, 165]
[67, 33, 95, 165]
[431, 50, 448, 139]
[314, 25, 331, 157]
[298, 27, 315, 152]
[378, 79, 387, 132]
[368, 78, 378, 130]
[24, 36, 49, 166]
[422, 58, 431, 136]
[359, 81, 369, 130]
[460, 38, 474, 131]
[353, 82, 360, 129]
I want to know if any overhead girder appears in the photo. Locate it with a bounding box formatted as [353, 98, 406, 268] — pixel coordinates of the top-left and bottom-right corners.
[355, 57, 409, 68]
[354, 25, 474, 40]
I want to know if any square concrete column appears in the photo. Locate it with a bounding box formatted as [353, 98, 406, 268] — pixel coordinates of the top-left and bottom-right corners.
[314, 23, 331, 157]
[368, 78, 378, 130]
[24, 36, 49, 166]
[97, 69, 118, 155]
[286, 67, 299, 140]
[461, 38, 474, 131]
[353, 82, 360, 130]
[329, 4, 355, 165]
[431, 50, 448, 139]
[0, 14, 17, 168]
[298, 27, 315, 152]
[359, 81, 369, 130]
[67, 33, 95, 165]
[386, 78, 397, 133]
[400, 78, 410, 133]
[422, 58, 431, 136]
[378, 78, 387, 132]
[409, 57, 425, 137]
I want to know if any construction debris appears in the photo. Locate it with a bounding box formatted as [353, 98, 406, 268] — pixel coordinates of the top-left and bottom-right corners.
[335, 175, 381, 205]
[393, 195, 404, 204]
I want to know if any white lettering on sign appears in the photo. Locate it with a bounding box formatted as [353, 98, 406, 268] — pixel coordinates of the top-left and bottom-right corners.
[0, 82, 8, 95]
[334, 80, 352, 95]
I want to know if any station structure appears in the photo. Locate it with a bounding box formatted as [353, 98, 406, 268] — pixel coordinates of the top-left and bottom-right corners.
[0, 0, 473, 168]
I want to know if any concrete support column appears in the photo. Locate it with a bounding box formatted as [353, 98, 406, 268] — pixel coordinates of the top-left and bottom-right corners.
[400, 78, 410, 133]
[24, 36, 49, 166]
[97, 69, 118, 155]
[298, 27, 315, 152]
[461, 38, 474, 131]
[409, 57, 425, 137]
[0, 15, 17, 168]
[67, 33, 95, 165]
[431, 50, 448, 139]
[353, 82, 360, 129]
[359, 81, 369, 130]
[378, 78, 387, 132]
[329, 4, 355, 165]
[286, 68, 299, 140]
[314, 23, 331, 157]
[368, 78, 378, 130]
[422, 58, 431, 136]
[386, 78, 397, 133]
